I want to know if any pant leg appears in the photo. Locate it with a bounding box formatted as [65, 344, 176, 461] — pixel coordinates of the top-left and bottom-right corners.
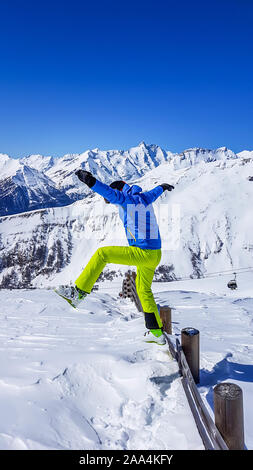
[75, 245, 146, 293]
[75, 245, 162, 329]
[136, 265, 163, 329]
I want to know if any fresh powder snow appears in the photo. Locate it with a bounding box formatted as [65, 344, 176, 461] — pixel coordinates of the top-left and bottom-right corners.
[0, 273, 253, 450]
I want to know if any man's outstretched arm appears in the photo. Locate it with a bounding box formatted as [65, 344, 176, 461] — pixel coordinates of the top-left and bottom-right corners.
[141, 183, 174, 206]
[75, 170, 125, 205]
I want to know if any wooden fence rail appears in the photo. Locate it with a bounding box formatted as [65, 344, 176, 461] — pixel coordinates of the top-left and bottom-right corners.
[119, 270, 231, 450]
[165, 334, 229, 450]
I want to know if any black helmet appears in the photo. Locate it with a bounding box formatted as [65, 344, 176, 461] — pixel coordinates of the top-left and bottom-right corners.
[104, 180, 126, 204]
[109, 180, 126, 191]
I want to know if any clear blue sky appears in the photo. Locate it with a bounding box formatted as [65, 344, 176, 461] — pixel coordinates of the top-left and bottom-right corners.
[0, 0, 252, 158]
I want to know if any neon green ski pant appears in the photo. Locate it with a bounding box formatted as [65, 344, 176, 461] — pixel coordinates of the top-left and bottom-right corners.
[75, 245, 162, 328]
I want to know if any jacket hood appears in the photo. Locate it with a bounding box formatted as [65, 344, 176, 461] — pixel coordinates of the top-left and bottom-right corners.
[122, 183, 143, 196]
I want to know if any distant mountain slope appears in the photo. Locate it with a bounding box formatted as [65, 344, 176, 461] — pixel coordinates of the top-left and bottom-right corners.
[0, 162, 72, 216]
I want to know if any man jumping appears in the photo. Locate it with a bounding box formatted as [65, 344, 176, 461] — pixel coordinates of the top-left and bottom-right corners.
[55, 170, 174, 344]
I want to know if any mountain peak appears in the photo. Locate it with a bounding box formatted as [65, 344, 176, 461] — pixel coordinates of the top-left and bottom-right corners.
[216, 146, 228, 152]
[138, 141, 148, 148]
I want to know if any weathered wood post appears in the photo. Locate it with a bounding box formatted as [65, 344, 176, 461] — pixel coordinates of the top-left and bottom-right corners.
[120, 278, 127, 297]
[160, 306, 172, 334]
[120, 270, 143, 312]
[125, 271, 132, 297]
[214, 382, 244, 450]
[130, 271, 143, 312]
[181, 327, 200, 384]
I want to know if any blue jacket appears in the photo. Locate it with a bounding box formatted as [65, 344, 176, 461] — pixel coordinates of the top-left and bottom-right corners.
[91, 180, 164, 249]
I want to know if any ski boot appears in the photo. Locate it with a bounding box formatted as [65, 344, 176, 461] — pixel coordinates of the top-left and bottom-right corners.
[144, 328, 166, 345]
[54, 285, 88, 308]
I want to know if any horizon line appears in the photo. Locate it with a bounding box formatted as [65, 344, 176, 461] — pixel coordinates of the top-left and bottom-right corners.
[1, 142, 252, 160]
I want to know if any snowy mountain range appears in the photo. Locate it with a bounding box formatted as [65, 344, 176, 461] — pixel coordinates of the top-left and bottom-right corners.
[0, 142, 171, 216]
[0, 142, 246, 217]
[1, 143, 253, 289]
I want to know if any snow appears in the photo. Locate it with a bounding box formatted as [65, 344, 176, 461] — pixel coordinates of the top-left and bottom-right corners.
[153, 272, 253, 450]
[0, 154, 21, 179]
[237, 150, 253, 160]
[0, 272, 253, 450]
[20, 155, 55, 173]
[0, 285, 203, 450]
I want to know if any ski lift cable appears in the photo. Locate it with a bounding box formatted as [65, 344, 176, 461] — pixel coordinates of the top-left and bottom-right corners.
[199, 266, 253, 276]
[175, 266, 253, 282]
[178, 269, 252, 282]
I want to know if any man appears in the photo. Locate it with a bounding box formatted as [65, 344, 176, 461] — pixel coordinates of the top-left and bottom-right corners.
[55, 170, 174, 344]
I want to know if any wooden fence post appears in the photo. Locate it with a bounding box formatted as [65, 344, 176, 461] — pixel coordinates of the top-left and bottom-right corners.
[214, 382, 244, 450]
[119, 270, 143, 312]
[181, 327, 200, 384]
[160, 306, 172, 334]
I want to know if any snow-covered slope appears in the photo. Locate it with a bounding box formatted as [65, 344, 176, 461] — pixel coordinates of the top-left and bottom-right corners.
[169, 146, 237, 170]
[0, 153, 21, 178]
[0, 162, 72, 216]
[237, 150, 253, 160]
[21, 154, 56, 173]
[0, 282, 203, 450]
[0, 273, 253, 449]
[1, 148, 253, 289]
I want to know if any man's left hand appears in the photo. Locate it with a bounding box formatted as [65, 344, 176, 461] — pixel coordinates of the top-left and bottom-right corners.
[75, 170, 96, 188]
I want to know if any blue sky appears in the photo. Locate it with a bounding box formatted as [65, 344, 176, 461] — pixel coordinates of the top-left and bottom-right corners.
[0, 0, 252, 157]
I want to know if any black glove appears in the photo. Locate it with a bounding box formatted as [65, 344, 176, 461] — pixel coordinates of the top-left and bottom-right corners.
[160, 183, 174, 192]
[75, 170, 96, 188]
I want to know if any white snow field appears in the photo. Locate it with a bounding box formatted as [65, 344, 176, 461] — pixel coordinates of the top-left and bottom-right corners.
[0, 273, 253, 450]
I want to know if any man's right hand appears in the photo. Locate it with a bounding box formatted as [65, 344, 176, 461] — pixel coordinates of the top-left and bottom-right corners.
[160, 183, 174, 192]
[75, 170, 96, 188]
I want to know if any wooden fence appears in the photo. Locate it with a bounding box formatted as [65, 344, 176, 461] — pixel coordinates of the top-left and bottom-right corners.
[119, 270, 245, 451]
